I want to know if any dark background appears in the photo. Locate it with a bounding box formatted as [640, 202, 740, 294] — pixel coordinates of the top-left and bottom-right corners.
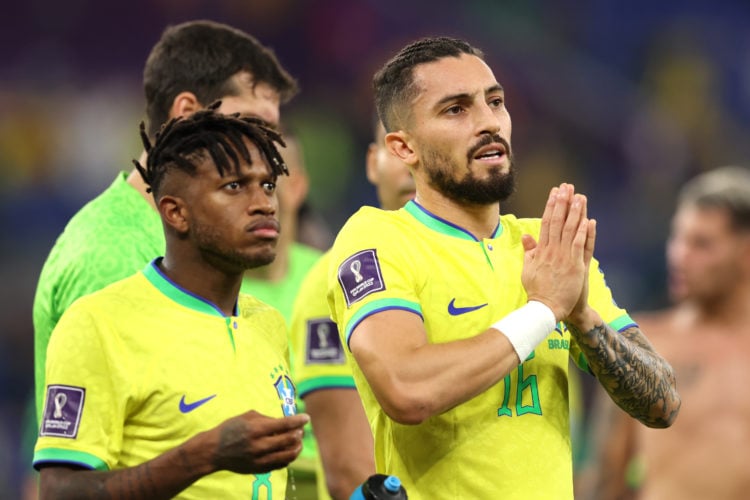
[2, 0, 750, 495]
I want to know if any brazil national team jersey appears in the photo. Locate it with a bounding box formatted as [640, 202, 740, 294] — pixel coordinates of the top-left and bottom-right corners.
[32, 173, 165, 420]
[34, 259, 297, 500]
[290, 251, 352, 500]
[328, 201, 634, 500]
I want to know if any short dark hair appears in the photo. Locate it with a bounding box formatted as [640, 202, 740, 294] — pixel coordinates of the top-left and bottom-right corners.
[678, 166, 750, 232]
[134, 103, 288, 199]
[143, 20, 298, 137]
[373, 37, 484, 131]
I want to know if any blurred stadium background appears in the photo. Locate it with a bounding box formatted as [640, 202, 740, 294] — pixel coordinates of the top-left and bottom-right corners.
[2, 0, 750, 496]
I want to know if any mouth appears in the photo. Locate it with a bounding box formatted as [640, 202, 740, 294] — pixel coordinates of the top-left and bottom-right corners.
[246, 219, 280, 239]
[472, 143, 507, 163]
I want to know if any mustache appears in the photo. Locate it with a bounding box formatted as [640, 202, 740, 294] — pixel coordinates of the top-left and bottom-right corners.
[467, 134, 511, 161]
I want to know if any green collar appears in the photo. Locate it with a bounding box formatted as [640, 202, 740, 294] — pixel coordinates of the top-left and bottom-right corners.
[404, 200, 503, 241]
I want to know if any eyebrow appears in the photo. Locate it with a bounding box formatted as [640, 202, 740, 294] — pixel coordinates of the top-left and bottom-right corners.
[433, 83, 504, 110]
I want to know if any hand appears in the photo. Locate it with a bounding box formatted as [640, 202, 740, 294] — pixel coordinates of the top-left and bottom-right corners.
[211, 410, 309, 474]
[521, 183, 591, 321]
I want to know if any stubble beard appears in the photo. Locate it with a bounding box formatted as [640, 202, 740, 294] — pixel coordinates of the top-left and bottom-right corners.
[192, 221, 277, 273]
[422, 143, 517, 205]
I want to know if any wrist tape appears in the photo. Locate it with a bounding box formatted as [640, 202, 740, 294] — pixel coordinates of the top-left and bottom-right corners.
[492, 301, 557, 362]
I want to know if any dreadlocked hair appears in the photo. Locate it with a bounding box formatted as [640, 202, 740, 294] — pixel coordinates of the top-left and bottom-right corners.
[133, 102, 288, 197]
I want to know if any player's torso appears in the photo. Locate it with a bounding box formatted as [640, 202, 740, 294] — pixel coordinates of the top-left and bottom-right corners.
[638, 313, 750, 500]
[339, 206, 575, 499]
[102, 275, 293, 498]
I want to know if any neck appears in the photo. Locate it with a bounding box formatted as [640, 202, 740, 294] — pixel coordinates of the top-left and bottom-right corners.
[159, 254, 243, 316]
[127, 151, 158, 211]
[414, 188, 500, 240]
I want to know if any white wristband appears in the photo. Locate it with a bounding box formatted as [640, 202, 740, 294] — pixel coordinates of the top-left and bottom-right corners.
[492, 301, 557, 362]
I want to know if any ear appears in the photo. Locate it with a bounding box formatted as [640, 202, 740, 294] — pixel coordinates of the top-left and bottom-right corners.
[278, 168, 309, 213]
[365, 142, 379, 184]
[385, 131, 418, 167]
[169, 92, 201, 120]
[158, 195, 189, 234]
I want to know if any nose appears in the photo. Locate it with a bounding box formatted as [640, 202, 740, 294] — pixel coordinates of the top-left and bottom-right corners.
[476, 101, 505, 137]
[247, 189, 277, 216]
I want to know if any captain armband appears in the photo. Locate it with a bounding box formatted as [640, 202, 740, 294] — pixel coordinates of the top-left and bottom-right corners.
[491, 301, 557, 362]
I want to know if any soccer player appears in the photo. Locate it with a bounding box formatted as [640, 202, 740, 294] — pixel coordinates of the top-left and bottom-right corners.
[581, 166, 750, 500]
[326, 37, 681, 499]
[32, 20, 298, 425]
[290, 119, 415, 499]
[33, 108, 309, 499]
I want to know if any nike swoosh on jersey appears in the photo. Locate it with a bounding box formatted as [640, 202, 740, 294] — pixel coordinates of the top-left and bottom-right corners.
[179, 394, 217, 414]
[448, 298, 488, 316]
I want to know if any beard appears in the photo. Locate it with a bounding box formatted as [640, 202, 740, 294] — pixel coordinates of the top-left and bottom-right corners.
[192, 221, 277, 273]
[422, 135, 516, 205]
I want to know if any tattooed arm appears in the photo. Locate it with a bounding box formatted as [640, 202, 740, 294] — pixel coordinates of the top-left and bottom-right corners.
[566, 308, 680, 428]
[39, 410, 309, 500]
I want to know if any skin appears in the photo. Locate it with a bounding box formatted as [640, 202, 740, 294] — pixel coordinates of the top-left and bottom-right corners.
[582, 204, 750, 500]
[38, 139, 310, 499]
[302, 123, 414, 499]
[353, 53, 678, 427]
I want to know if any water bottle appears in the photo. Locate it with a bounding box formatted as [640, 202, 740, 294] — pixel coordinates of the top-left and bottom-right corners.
[350, 474, 408, 499]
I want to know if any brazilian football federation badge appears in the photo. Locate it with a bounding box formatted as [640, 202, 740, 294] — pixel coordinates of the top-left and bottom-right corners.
[273, 373, 297, 416]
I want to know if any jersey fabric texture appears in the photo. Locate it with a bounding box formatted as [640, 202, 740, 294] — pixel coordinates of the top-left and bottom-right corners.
[327, 201, 635, 500]
[34, 259, 295, 500]
[32, 172, 165, 420]
[290, 250, 353, 500]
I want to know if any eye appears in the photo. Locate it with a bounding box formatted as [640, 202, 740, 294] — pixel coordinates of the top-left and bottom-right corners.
[444, 104, 464, 115]
[262, 181, 277, 194]
[489, 96, 504, 108]
[225, 181, 241, 191]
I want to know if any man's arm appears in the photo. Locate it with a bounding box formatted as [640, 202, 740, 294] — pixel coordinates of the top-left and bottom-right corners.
[304, 389, 375, 499]
[39, 410, 309, 500]
[576, 386, 640, 500]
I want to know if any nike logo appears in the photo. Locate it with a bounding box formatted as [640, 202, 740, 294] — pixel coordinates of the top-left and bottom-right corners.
[448, 298, 488, 316]
[179, 394, 217, 414]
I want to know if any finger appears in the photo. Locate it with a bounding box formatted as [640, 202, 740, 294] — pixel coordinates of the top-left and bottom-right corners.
[562, 194, 586, 248]
[250, 446, 304, 474]
[547, 184, 571, 246]
[584, 219, 596, 265]
[521, 233, 537, 253]
[537, 186, 558, 248]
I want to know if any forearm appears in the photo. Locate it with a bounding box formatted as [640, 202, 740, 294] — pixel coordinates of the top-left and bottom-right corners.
[40, 431, 216, 499]
[353, 311, 522, 424]
[566, 310, 680, 427]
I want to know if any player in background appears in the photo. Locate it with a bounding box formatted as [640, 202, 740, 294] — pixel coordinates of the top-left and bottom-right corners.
[290, 119, 415, 499]
[580, 166, 750, 500]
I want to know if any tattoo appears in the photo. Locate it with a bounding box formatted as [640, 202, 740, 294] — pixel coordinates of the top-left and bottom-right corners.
[567, 323, 680, 427]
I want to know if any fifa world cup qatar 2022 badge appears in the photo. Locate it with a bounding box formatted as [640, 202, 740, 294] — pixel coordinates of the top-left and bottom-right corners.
[271, 365, 297, 416]
[305, 318, 345, 365]
[338, 249, 385, 307]
[40, 385, 85, 438]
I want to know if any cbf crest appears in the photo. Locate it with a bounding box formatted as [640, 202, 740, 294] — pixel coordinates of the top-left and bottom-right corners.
[270, 365, 297, 416]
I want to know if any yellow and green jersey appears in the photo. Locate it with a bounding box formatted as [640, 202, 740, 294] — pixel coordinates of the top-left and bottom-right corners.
[290, 251, 354, 500]
[34, 259, 296, 500]
[327, 201, 634, 500]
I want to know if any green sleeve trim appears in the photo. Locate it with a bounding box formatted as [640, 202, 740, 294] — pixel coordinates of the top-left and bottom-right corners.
[298, 376, 356, 397]
[33, 448, 109, 471]
[610, 313, 637, 332]
[344, 298, 422, 348]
